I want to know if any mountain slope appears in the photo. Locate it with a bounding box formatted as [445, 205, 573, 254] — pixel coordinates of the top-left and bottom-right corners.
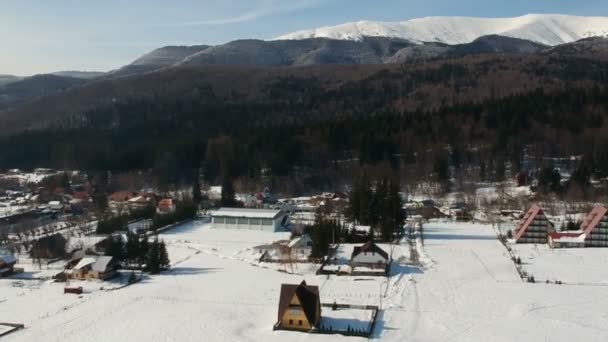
[110, 45, 210, 77]
[276, 14, 608, 46]
[176, 37, 413, 67]
[545, 37, 608, 60]
[0, 74, 85, 111]
[51, 71, 105, 79]
[0, 75, 22, 87]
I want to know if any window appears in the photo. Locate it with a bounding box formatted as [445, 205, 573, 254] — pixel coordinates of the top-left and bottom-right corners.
[261, 219, 273, 226]
[250, 218, 261, 225]
[299, 320, 303, 326]
[289, 319, 293, 325]
[225, 217, 237, 224]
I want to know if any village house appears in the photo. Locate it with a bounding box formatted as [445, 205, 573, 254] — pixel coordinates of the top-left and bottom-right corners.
[210, 208, 289, 232]
[405, 200, 449, 220]
[128, 195, 153, 208]
[275, 281, 321, 332]
[512, 204, 555, 244]
[549, 205, 608, 248]
[108, 191, 136, 203]
[69, 256, 118, 281]
[350, 241, 390, 270]
[156, 199, 176, 215]
[257, 235, 313, 262]
[0, 247, 17, 277]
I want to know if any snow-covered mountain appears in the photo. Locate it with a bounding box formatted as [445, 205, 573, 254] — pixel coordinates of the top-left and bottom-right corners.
[276, 14, 608, 46]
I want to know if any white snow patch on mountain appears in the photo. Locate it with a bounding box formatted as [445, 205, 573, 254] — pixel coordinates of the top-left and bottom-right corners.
[276, 14, 608, 46]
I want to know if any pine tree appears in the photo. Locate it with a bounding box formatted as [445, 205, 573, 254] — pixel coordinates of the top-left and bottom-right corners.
[139, 236, 150, 267]
[373, 178, 388, 237]
[146, 238, 161, 274]
[192, 168, 203, 204]
[220, 175, 237, 207]
[159, 240, 170, 270]
[107, 235, 125, 261]
[125, 231, 140, 265]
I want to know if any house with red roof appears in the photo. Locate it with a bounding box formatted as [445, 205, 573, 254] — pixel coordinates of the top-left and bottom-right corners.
[156, 199, 176, 215]
[512, 204, 555, 244]
[549, 205, 608, 248]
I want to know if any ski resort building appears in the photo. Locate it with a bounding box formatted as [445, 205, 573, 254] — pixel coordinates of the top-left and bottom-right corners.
[513, 205, 555, 244]
[210, 208, 289, 232]
[350, 241, 390, 269]
[549, 205, 608, 248]
[275, 281, 321, 332]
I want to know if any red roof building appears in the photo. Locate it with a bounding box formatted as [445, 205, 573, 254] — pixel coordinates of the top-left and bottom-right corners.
[108, 191, 136, 203]
[156, 199, 176, 215]
[549, 205, 608, 248]
[513, 204, 554, 244]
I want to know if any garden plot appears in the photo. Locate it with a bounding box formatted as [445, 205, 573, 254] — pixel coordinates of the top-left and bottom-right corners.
[512, 244, 608, 284]
[320, 306, 376, 336]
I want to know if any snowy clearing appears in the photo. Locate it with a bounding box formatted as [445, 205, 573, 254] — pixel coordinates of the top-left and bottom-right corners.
[1, 220, 608, 341]
[512, 244, 608, 285]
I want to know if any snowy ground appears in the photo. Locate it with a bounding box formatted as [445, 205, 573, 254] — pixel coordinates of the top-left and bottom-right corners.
[1, 220, 608, 341]
[0, 204, 30, 218]
[512, 244, 608, 285]
[383, 222, 608, 341]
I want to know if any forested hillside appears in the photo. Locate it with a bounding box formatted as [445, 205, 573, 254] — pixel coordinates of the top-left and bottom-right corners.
[1, 50, 608, 194]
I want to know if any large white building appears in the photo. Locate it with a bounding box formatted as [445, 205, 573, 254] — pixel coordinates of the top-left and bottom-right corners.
[210, 208, 289, 232]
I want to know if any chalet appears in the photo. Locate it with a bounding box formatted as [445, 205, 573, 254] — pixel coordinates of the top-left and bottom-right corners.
[549, 205, 608, 248]
[405, 201, 449, 220]
[350, 241, 390, 269]
[210, 208, 289, 232]
[156, 199, 176, 215]
[512, 205, 555, 244]
[69, 256, 118, 280]
[276, 281, 321, 332]
[257, 235, 313, 262]
[0, 247, 16, 277]
[287, 235, 313, 258]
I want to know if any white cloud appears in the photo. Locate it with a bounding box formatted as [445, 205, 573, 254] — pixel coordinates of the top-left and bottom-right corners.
[173, 0, 326, 26]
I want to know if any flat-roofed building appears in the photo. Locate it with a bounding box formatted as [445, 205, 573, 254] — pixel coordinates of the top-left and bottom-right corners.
[210, 208, 289, 232]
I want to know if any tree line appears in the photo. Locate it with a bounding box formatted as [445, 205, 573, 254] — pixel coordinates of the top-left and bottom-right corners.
[105, 232, 170, 274]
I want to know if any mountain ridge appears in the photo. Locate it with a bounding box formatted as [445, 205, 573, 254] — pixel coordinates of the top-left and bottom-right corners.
[276, 14, 608, 46]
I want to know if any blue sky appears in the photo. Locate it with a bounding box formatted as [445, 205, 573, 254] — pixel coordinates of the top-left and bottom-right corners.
[2, 0, 608, 75]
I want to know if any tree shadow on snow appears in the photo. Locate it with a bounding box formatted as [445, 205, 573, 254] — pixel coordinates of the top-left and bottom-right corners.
[164, 267, 223, 276]
[389, 263, 423, 277]
[423, 233, 497, 241]
[160, 218, 211, 236]
[369, 310, 388, 339]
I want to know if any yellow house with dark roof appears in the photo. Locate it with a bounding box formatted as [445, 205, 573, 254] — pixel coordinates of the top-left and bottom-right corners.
[276, 281, 321, 331]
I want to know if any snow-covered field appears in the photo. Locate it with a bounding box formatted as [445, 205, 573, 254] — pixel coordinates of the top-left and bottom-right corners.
[512, 244, 608, 285]
[1, 220, 608, 341]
